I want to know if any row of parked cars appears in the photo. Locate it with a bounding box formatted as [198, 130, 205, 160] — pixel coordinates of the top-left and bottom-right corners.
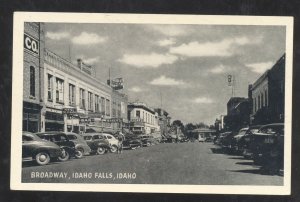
[22, 131, 160, 166]
[213, 123, 284, 172]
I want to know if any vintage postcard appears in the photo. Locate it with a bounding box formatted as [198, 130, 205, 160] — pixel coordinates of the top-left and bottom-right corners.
[11, 12, 293, 194]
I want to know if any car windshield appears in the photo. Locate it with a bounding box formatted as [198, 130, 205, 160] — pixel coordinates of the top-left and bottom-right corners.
[259, 125, 284, 135]
[84, 136, 92, 140]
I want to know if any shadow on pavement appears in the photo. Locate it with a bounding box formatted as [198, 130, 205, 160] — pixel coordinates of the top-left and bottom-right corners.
[235, 161, 253, 166]
[228, 157, 247, 160]
[229, 168, 282, 176]
[210, 147, 225, 154]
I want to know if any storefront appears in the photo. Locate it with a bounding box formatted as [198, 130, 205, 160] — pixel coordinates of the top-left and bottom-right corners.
[23, 102, 41, 133]
[45, 110, 64, 131]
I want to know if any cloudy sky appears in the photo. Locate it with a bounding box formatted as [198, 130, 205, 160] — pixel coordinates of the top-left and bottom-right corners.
[44, 23, 286, 125]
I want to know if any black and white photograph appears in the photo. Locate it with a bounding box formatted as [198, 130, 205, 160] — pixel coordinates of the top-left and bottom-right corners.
[10, 12, 293, 194]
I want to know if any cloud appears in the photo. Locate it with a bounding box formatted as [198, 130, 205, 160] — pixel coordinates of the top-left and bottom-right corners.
[75, 55, 100, 65]
[71, 32, 106, 45]
[118, 53, 178, 68]
[83, 56, 100, 64]
[209, 65, 226, 74]
[192, 97, 214, 104]
[128, 86, 143, 92]
[150, 25, 188, 36]
[246, 61, 273, 73]
[169, 36, 257, 58]
[158, 38, 176, 46]
[46, 31, 70, 40]
[149, 75, 185, 86]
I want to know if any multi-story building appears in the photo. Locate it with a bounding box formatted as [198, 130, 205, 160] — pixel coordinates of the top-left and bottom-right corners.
[224, 97, 250, 132]
[250, 54, 285, 125]
[23, 22, 45, 132]
[23, 22, 128, 133]
[154, 108, 171, 137]
[128, 102, 160, 134]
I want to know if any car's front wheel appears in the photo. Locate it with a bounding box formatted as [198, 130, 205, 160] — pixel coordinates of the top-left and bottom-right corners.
[110, 145, 118, 153]
[35, 152, 50, 165]
[75, 148, 84, 159]
[96, 147, 106, 155]
[58, 149, 70, 161]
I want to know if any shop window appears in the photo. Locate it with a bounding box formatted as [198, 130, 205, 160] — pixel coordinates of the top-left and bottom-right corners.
[56, 78, 64, 104]
[69, 84, 76, 106]
[47, 74, 53, 101]
[30, 66, 35, 97]
[80, 88, 85, 109]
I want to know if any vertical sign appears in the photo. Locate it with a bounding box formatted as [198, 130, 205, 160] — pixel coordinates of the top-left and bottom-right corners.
[24, 33, 39, 57]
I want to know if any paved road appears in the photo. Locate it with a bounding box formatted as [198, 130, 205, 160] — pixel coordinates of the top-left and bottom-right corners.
[22, 142, 283, 185]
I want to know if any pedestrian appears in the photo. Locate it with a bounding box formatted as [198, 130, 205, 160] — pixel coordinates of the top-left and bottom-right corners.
[117, 131, 125, 154]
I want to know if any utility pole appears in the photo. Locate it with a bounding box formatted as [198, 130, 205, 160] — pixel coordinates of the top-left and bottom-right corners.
[160, 90, 163, 108]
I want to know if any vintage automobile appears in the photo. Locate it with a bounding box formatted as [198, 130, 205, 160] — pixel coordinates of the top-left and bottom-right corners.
[230, 128, 249, 153]
[239, 125, 262, 159]
[250, 123, 284, 171]
[139, 135, 157, 146]
[122, 134, 143, 150]
[83, 133, 111, 155]
[36, 132, 78, 161]
[22, 132, 62, 166]
[101, 133, 119, 153]
[66, 132, 91, 158]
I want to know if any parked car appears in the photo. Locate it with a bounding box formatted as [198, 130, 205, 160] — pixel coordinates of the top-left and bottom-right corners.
[83, 133, 111, 155]
[230, 128, 249, 153]
[239, 125, 262, 159]
[22, 132, 62, 166]
[139, 135, 157, 146]
[66, 132, 91, 158]
[250, 123, 284, 171]
[36, 132, 78, 161]
[101, 133, 119, 153]
[122, 134, 143, 149]
[198, 134, 206, 142]
[218, 131, 233, 147]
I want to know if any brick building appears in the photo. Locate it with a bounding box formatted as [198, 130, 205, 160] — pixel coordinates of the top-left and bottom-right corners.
[249, 54, 285, 125]
[23, 22, 128, 133]
[23, 22, 45, 132]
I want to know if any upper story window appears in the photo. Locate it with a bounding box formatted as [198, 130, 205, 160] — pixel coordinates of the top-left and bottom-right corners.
[79, 88, 85, 109]
[95, 95, 99, 112]
[69, 84, 76, 106]
[136, 110, 140, 118]
[88, 92, 93, 111]
[56, 78, 64, 104]
[106, 99, 111, 116]
[30, 66, 35, 97]
[47, 74, 53, 101]
[101, 97, 105, 115]
[265, 90, 268, 107]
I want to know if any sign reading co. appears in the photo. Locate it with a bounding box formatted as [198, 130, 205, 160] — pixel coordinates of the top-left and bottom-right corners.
[24, 33, 39, 56]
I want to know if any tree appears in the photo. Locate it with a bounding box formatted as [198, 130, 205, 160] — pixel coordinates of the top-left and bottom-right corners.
[172, 120, 184, 133]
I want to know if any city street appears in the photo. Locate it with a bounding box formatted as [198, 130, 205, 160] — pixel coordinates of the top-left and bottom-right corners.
[22, 142, 283, 185]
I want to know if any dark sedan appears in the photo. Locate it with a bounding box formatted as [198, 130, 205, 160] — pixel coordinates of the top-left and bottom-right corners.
[66, 132, 91, 158]
[123, 135, 143, 149]
[22, 132, 62, 165]
[250, 123, 284, 171]
[36, 132, 78, 161]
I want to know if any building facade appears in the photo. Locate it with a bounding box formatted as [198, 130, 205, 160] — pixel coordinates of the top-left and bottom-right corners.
[23, 22, 45, 132]
[128, 102, 160, 134]
[224, 97, 250, 132]
[250, 54, 285, 125]
[23, 22, 128, 134]
[154, 108, 171, 137]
